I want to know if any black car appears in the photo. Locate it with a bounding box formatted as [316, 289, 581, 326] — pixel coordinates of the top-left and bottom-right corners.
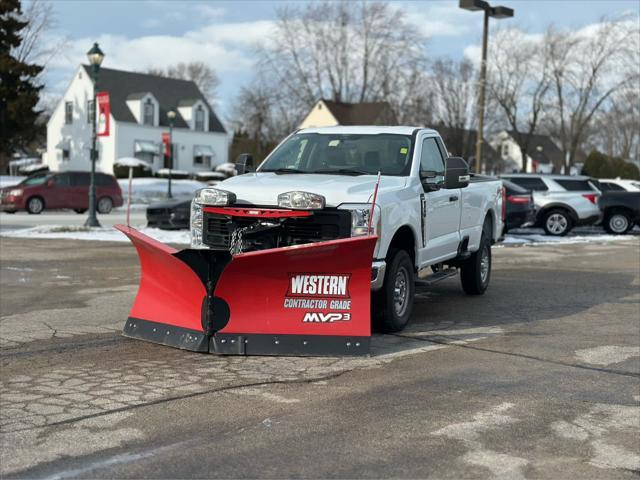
[598, 192, 640, 234]
[502, 179, 535, 233]
[146, 199, 191, 230]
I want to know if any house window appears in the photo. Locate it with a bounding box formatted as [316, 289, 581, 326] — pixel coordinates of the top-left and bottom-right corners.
[65, 102, 73, 124]
[62, 148, 70, 161]
[195, 105, 205, 131]
[143, 99, 154, 126]
[193, 145, 213, 167]
[501, 143, 509, 157]
[87, 100, 95, 124]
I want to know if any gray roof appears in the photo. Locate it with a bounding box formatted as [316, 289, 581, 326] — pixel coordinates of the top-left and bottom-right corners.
[83, 65, 225, 133]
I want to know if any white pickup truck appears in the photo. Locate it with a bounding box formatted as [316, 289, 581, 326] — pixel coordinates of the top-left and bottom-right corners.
[190, 126, 504, 332]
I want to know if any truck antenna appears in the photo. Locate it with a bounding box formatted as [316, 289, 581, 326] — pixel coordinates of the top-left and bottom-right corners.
[368, 171, 381, 236]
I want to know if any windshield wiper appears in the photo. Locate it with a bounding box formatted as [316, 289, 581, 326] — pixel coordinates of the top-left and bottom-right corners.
[312, 168, 371, 176]
[260, 168, 308, 174]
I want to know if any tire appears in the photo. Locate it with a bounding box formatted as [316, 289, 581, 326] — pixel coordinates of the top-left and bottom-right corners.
[542, 209, 572, 236]
[97, 197, 113, 214]
[604, 210, 632, 235]
[74, 209, 87, 214]
[26, 196, 44, 214]
[460, 232, 491, 295]
[375, 248, 415, 333]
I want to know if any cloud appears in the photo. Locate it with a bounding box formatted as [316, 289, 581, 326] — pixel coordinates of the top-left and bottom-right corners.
[405, 1, 477, 37]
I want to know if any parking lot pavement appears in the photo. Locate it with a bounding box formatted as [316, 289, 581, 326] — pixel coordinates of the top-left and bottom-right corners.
[0, 210, 147, 232]
[1, 237, 639, 478]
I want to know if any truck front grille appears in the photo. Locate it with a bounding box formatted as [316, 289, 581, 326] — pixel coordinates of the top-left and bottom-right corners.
[203, 209, 350, 250]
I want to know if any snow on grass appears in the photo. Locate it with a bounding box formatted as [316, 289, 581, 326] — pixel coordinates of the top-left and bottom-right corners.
[502, 232, 637, 245]
[0, 225, 190, 245]
[118, 178, 206, 205]
[0, 176, 26, 188]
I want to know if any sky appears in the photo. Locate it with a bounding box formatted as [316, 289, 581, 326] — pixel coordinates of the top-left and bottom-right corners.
[40, 0, 640, 123]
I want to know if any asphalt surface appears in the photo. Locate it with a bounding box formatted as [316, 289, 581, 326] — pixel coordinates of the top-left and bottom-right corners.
[0, 210, 148, 232]
[1, 236, 639, 479]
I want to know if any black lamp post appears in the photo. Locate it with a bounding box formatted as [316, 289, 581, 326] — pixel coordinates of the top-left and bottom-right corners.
[460, 0, 513, 174]
[85, 42, 105, 227]
[167, 109, 176, 199]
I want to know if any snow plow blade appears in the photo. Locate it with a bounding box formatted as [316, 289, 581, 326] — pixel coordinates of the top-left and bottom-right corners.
[115, 225, 376, 356]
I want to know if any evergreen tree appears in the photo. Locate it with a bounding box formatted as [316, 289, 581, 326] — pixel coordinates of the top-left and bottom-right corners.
[0, 0, 43, 172]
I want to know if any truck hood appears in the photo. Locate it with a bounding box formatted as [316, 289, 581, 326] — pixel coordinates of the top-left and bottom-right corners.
[219, 173, 407, 207]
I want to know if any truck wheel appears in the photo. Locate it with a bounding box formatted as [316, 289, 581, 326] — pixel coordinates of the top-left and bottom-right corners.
[604, 211, 632, 234]
[542, 209, 572, 236]
[460, 233, 491, 295]
[376, 248, 415, 333]
[26, 196, 44, 214]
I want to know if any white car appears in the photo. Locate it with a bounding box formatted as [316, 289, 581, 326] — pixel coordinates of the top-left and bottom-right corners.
[598, 178, 640, 192]
[189, 126, 504, 332]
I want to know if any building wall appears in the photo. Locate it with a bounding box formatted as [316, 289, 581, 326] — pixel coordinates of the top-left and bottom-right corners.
[46, 65, 231, 175]
[46, 66, 96, 172]
[298, 101, 339, 128]
[114, 123, 230, 173]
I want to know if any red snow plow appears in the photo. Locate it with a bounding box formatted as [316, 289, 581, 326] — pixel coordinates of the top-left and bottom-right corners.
[115, 221, 376, 356]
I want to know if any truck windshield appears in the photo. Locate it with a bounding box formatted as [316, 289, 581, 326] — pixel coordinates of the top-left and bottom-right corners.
[260, 133, 413, 176]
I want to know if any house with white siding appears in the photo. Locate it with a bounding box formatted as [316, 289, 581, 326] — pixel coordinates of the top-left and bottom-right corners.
[44, 65, 231, 175]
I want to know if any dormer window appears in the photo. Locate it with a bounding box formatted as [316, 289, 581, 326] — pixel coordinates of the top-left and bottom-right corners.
[143, 99, 154, 126]
[195, 105, 205, 131]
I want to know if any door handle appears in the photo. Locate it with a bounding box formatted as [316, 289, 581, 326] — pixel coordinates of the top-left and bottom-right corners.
[449, 195, 459, 202]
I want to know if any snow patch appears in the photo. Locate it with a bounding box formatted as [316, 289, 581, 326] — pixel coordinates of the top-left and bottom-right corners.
[0, 225, 190, 245]
[503, 233, 637, 245]
[574, 345, 640, 366]
[0, 176, 26, 188]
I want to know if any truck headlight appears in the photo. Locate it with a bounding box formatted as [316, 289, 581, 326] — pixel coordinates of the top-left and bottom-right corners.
[194, 188, 236, 206]
[9, 189, 23, 197]
[278, 191, 325, 210]
[190, 199, 208, 249]
[338, 204, 381, 237]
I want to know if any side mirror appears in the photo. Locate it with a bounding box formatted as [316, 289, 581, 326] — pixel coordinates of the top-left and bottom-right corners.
[46, 178, 55, 187]
[444, 157, 470, 189]
[235, 153, 254, 175]
[420, 170, 440, 192]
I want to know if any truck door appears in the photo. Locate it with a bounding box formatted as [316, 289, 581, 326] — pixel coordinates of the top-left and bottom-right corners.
[419, 136, 461, 263]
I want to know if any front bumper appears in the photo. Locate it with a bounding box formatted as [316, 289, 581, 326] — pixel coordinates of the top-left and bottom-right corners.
[371, 260, 386, 291]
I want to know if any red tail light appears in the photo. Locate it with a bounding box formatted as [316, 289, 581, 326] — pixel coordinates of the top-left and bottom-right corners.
[507, 195, 531, 204]
[582, 194, 598, 204]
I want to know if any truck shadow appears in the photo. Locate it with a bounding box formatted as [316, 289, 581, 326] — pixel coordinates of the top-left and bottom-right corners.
[369, 266, 638, 358]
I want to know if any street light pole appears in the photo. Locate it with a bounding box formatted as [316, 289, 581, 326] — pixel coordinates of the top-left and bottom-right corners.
[167, 109, 176, 199]
[85, 42, 105, 227]
[459, 0, 514, 174]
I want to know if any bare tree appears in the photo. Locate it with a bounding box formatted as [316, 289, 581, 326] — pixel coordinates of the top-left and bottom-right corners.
[145, 62, 220, 103]
[253, 1, 429, 126]
[487, 28, 551, 172]
[432, 57, 475, 130]
[590, 86, 640, 161]
[13, 0, 68, 75]
[544, 16, 639, 172]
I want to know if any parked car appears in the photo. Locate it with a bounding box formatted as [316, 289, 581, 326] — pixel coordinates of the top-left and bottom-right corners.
[597, 178, 640, 192]
[0, 171, 123, 214]
[598, 192, 640, 234]
[500, 174, 601, 236]
[502, 179, 535, 233]
[146, 199, 191, 230]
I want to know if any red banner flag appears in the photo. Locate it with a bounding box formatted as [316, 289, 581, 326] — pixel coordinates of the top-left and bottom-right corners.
[96, 91, 110, 137]
[162, 132, 171, 157]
